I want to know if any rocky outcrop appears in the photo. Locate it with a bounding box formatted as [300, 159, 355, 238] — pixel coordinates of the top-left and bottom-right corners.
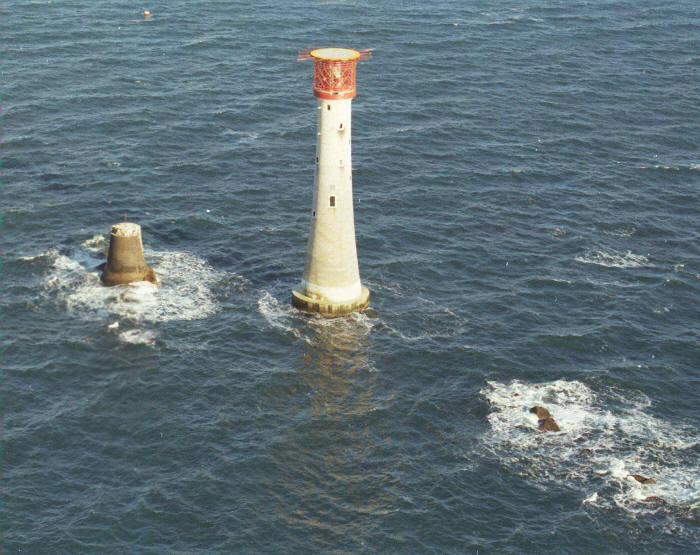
[529, 406, 560, 432]
[629, 474, 656, 485]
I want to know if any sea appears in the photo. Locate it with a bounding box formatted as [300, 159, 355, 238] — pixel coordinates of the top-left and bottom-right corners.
[2, 1, 699, 552]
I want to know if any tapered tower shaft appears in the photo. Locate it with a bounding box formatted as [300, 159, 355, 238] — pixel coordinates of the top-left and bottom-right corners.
[100, 222, 158, 286]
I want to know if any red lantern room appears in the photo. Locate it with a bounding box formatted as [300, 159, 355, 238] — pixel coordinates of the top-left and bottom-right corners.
[298, 47, 372, 100]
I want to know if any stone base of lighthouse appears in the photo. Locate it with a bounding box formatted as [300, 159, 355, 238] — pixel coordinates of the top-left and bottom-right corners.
[292, 286, 369, 318]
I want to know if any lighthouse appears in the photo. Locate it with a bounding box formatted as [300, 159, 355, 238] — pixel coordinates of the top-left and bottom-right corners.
[292, 47, 371, 317]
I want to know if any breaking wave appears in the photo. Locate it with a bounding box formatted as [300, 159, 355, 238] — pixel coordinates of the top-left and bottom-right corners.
[118, 329, 157, 345]
[257, 291, 302, 338]
[257, 290, 378, 345]
[575, 250, 649, 268]
[40, 237, 227, 324]
[481, 380, 698, 525]
[81, 233, 108, 252]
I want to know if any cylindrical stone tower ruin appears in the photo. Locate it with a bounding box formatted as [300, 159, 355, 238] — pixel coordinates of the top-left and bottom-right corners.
[100, 222, 158, 286]
[292, 47, 371, 317]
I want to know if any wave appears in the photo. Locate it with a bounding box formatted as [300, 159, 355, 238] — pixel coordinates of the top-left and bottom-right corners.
[482, 13, 544, 26]
[81, 233, 108, 252]
[40, 239, 227, 324]
[575, 250, 649, 268]
[221, 129, 260, 144]
[257, 290, 377, 342]
[641, 163, 700, 172]
[481, 379, 698, 523]
[118, 329, 157, 345]
[602, 226, 637, 238]
[257, 291, 302, 338]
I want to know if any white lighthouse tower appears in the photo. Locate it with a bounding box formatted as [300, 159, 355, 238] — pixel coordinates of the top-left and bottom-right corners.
[292, 47, 371, 317]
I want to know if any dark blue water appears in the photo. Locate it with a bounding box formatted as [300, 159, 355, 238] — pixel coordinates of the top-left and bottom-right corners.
[2, 1, 699, 551]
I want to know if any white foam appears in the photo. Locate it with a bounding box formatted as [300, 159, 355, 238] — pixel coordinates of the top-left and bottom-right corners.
[642, 163, 699, 172]
[486, 15, 542, 26]
[481, 380, 698, 519]
[363, 279, 407, 295]
[257, 291, 378, 343]
[118, 329, 156, 345]
[575, 250, 649, 268]
[19, 251, 53, 261]
[361, 282, 467, 342]
[257, 291, 301, 338]
[604, 226, 637, 238]
[222, 129, 259, 143]
[312, 309, 376, 333]
[385, 304, 466, 342]
[82, 233, 108, 252]
[44, 250, 96, 289]
[42, 243, 226, 323]
[119, 281, 159, 304]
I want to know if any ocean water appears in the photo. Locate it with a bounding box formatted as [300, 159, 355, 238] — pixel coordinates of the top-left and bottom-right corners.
[2, 0, 699, 552]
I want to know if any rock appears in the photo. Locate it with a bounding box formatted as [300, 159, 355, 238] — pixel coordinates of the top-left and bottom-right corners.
[529, 406, 560, 431]
[529, 406, 552, 419]
[538, 417, 560, 432]
[530, 405, 560, 432]
[630, 474, 656, 485]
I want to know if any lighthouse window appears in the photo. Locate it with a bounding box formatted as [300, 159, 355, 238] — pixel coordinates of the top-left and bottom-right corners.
[338, 122, 344, 130]
[329, 195, 336, 207]
[327, 104, 331, 111]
